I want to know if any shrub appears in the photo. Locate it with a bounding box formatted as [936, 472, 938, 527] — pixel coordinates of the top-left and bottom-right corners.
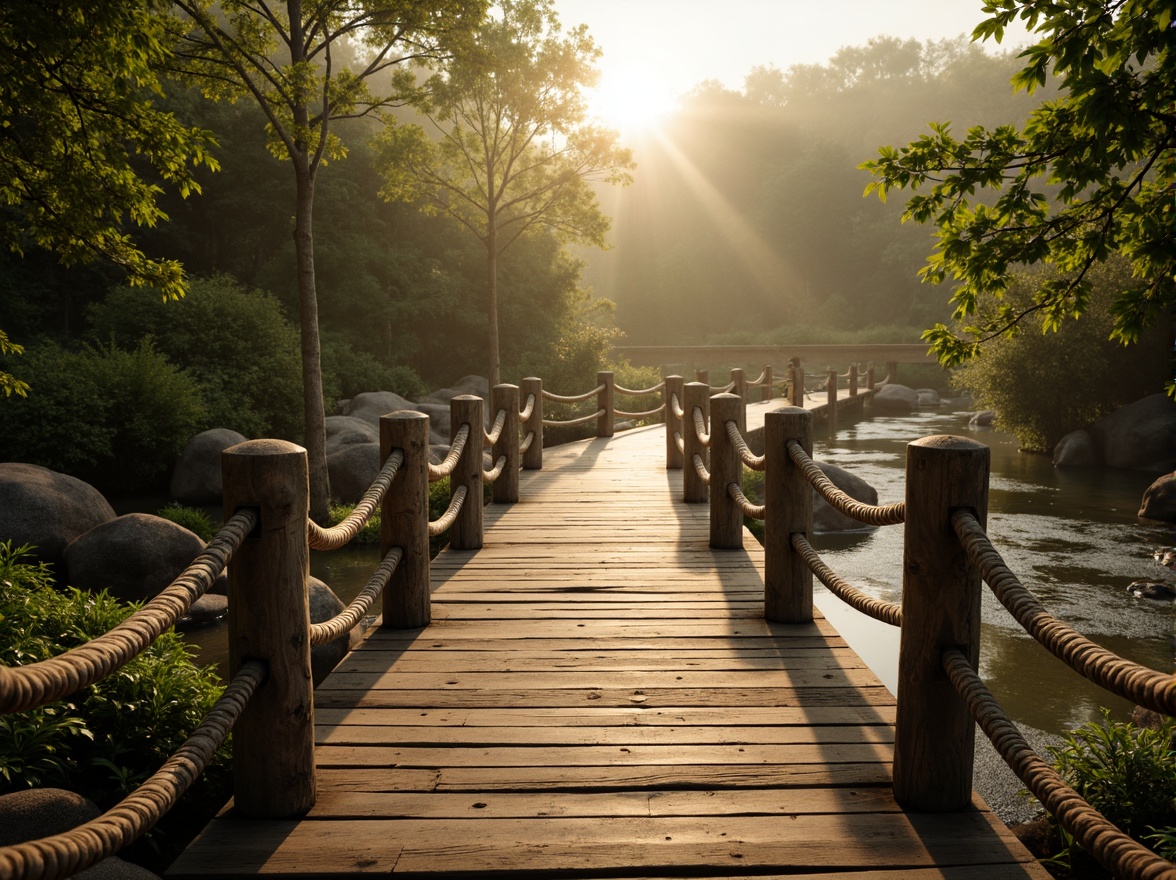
[320, 332, 425, 403]
[327, 503, 381, 545]
[0, 542, 228, 807]
[158, 503, 218, 542]
[0, 340, 206, 491]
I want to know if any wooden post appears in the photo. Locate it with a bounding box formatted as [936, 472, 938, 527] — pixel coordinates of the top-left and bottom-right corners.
[381, 412, 430, 629]
[709, 394, 743, 549]
[597, 370, 615, 438]
[491, 384, 519, 504]
[763, 409, 812, 623]
[695, 368, 709, 385]
[730, 368, 747, 434]
[893, 435, 990, 812]
[522, 377, 543, 470]
[867, 364, 876, 391]
[682, 381, 709, 504]
[887, 361, 898, 385]
[849, 364, 859, 397]
[664, 375, 684, 470]
[762, 364, 774, 402]
[826, 368, 837, 435]
[789, 359, 803, 407]
[449, 395, 483, 550]
[222, 439, 315, 817]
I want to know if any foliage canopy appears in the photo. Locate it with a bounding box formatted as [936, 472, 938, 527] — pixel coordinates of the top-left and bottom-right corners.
[863, 0, 1176, 371]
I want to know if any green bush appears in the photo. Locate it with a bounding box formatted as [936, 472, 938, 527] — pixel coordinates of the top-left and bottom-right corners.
[0, 340, 206, 491]
[951, 260, 1171, 452]
[320, 331, 424, 402]
[327, 502, 381, 545]
[157, 504, 218, 542]
[0, 542, 227, 807]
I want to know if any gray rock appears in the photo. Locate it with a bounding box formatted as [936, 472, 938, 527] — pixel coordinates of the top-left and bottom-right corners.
[1053, 429, 1099, 468]
[345, 391, 416, 427]
[413, 402, 452, 444]
[871, 384, 919, 414]
[1139, 472, 1176, 523]
[1092, 393, 1176, 471]
[0, 463, 116, 573]
[64, 513, 223, 602]
[309, 576, 352, 685]
[423, 375, 489, 404]
[915, 388, 942, 407]
[326, 443, 380, 505]
[169, 429, 247, 504]
[325, 416, 378, 454]
[811, 462, 880, 533]
[968, 410, 995, 428]
[176, 593, 229, 630]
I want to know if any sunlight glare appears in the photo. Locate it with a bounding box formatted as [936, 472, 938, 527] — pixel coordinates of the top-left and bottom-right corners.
[585, 63, 676, 137]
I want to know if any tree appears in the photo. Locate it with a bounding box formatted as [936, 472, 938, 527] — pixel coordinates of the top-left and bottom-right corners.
[863, 0, 1175, 376]
[376, 0, 633, 386]
[0, 1, 218, 396]
[173, 0, 486, 520]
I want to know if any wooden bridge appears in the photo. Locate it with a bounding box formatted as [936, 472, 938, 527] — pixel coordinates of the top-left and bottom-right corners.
[168, 398, 1046, 879]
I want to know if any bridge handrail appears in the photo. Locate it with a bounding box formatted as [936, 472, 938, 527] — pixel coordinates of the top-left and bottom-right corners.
[785, 439, 906, 527]
[429, 485, 468, 536]
[615, 403, 666, 420]
[791, 533, 903, 627]
[483, 407, 508, 446]
[309, 450, 405, 550]
[309, 547, 403, 646]
[543, 384, 604, 404]
[615, 380, 664, 395]
[543, 409, 605, 428]
[429, 423, 470, 481]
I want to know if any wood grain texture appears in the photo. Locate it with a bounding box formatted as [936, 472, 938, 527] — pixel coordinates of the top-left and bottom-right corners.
[171, 405, 1046, 879]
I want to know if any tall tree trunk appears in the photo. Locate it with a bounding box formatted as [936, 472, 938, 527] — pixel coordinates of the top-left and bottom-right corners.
[294, 163, 331, 523]
[486, 219, 501, 388]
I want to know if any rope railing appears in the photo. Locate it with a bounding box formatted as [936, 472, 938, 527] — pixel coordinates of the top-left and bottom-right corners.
[692, 453, 710, 484]
[726, 420, 765, 471]
[953, 509, 1176, 717]
[309, 449, 404, 550]
[670, 392, 684, 420]
[309, 547, 403, 647]
[692, 406, 711, 447]
[483, 407, 507, 446]
[674, 431, 685, 454]
[615, 380, 665, 395]
[0, 509, 256, 714]
[519, 392, 536, 422]
[519, 431, 535, 453]
[792, 533, 903, 627]
[0, 660, 265, 880]
[786, 439, 906, 526]
[615, 403, 666, 420]
[484, 454, 507, 482]
[543, 409, 605, 428]
[542, 384, 604, 404]
[429, 484, 468, 536]
[944, 650, 1176, 880]
[428, 423, 470, 481]
[727, 481, 764, 519]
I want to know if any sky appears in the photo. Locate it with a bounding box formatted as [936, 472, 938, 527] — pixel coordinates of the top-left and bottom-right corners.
[553, 0, 1033, 129]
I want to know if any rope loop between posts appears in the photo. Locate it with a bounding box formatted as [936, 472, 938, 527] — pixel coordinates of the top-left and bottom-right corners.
[674, 431, 685, 454]
[692, 406, 711, 447]
[484, 454, 507, 482]
[483, 408, 507, 446]
[429, 485, 468, 536]
[309, 547, 403, 646]
[749, 369, 768, 385]
[692, 453, 710, 485]
[714, 381, 735, 393]
[952, 509, 1176, 716]
[0, 509, 257, 714]
[519, 432, 535, 454]
[543, 409, 605, 428]
[670, 393, 684, 420]
[727, 482, 764, 519]
[309, 449, 405, 550]
[543, 384, 605, 404]
[0, 660, 265, 880]
[519, 393, 536, 422]
[792, 534, 903, 627]
[726, 420, 765, 471]
[615, 380, 665, 395]
[785, 440, 906, 526]
[429, 423, 470, 482]
[943, 650, 1176, 880]
[615, 404, 666, 420]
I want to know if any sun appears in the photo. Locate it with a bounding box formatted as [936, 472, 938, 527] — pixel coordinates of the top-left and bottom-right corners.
[584, 63, 677, 138]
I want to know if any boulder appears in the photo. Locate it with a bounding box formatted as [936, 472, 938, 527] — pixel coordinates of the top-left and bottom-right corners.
[327, 442, 380, 505]
[422, 375, 489, 404]
[345, 391, 416, 427]
[969, 410, 996, 428]
[169, 429, 247, 504]
[309, 577, 353, 685]
[176, 593, 229, 630]
[325, 416, 378, 454]
[1139, 473, 1176, 523]
[1053, 429, 1099, 468]
[0, 788, 159, 879]
[1091, 394, 1176, 471]
[0, 463, 116, 572]
[811, 462, 880, 533]
[64, 513, 224, 602]
[916, 388, 942, 407]
[871, 384, 919, 414]
[413, 402, 453, 445]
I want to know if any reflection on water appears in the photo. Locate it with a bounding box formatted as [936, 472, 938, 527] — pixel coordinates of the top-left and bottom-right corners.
[812, 406, 1175, 736]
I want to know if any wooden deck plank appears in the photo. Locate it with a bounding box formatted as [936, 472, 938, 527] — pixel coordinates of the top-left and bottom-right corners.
[168, 403, 1048, 880]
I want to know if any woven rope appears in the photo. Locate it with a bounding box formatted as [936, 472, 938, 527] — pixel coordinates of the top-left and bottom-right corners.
[785, 440, 906, 526]
[692, 453, 710, 485]
[615, 404, 666, 420]
[0, 510, 256, 714]
[0, 660, 264, 880]
[943, 650, 1176, 880]
[615, 381, 665, 395]
[670, 393, 684, 420]
[749, 370, 768, 385]
[674, 431, 685, 454]
[519, 393, 535, 422]
[543, 409, 605, 428]
[309, 547, 402, 647]
[713, 381, 735, 393]
[308, 450, 404, 550]
[727, 482, 765, 519]
[953, 510, 1176, 716]
[484, 454, 507, 482]
[792, 534, 903, 626]
[428, 424, 470, 482]
[543, 384, 605, 404]
[483, 408, 507, 446]
[726, 420, 765, 471]
[429, 485, 468, 536]
[692, 407, 711, 447]
[519, 432, 534, 454]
